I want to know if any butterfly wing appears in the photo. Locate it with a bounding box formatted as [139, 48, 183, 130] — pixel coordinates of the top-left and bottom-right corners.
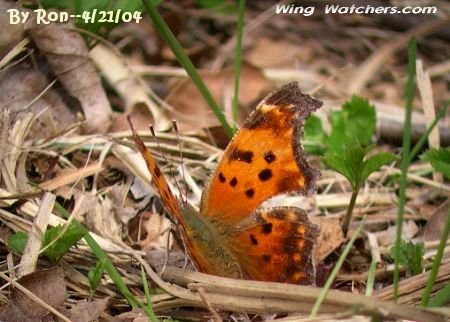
[200, 82, 322, 224]
[230, 207, 319, 284]
[127, 119, 184, 226]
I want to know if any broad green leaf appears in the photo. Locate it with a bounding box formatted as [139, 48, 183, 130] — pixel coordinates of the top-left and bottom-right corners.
[304, 114, 327, 155]
[342, 96, 376, 145]
[421, 148, 450, 179]
[8, 232, 29, 254]
[361, 152, 398, 182]
[322, 145, 372, 189]
[391, 239, 424, 275]
[43, 223, 86, 262]
[88, 258, 107, 295]
[326, 110, 347, 153]
[327, 96, 376, 153]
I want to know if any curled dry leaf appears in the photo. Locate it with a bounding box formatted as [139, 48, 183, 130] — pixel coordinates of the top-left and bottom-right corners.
[27, 24, 112, 134]
[0, 266, 66, 322]
[0, 67, 78, 139]
[0, 1, 28, 57]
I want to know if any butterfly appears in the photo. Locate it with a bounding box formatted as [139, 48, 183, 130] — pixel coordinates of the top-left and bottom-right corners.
[128, 82, 322, 284]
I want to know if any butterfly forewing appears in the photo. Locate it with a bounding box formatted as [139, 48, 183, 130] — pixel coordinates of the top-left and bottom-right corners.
[127, 119, 185, 226]
[200, 83, 322, 225]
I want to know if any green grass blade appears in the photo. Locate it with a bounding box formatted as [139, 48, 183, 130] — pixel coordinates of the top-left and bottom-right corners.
[54, 202, 155, 317]
[393, 38, 417, 302]
[365, 258, 377, 296]
[408, 101, 449, 163]
[232, 0, 245, 126]
[429, 282, 450, 307]
[422, 208, 450, 307]
[141, 266, 158, 322]
[310, 216, 366, 317]
[142, 0, 234, 138]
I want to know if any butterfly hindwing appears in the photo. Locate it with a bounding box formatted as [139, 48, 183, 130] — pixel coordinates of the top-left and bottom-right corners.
[227, 207, 319, 284]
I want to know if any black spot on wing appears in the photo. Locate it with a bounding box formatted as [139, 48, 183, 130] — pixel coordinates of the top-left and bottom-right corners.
[230, 177, 238, 187]
[245, 188, 255, 198]
[218, 172, 226, 183]
[258, 169, 272, 181]
[249, 234, 258, 245]
[229, 149, 253, 163]
[261, 222, 273, 234]
[264, 151, 276, 164]
[262, 254, 271, 263]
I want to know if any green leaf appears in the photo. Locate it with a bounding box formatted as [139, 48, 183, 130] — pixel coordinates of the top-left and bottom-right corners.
[322, 145, 373, 189]
[421, 148, 450, 179]
[327, 96, 376, 153]
[361, 152, 398, 183]
[323, 145, 397, 190]
[88, 258, 107, 296]
[43, 223, 86, 262]
[429, 282, 450, 307]
[390, 239, 424, 275]
[304, 114, 327, 155]
[8, 232, 29, 254]
[326, 110, 346, 153]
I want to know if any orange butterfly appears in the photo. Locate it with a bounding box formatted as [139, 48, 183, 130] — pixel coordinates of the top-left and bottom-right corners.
[128, 82, 322, 284]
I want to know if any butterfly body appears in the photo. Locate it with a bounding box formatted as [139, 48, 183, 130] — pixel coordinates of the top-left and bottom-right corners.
[129, 82, 322, 284]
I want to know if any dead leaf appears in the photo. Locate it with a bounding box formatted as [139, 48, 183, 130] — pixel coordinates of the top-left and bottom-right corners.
[63, 298, 108, 322]
[128, 211, 172, 251]
[0, 66, 78, 139]
[420, 199, 449, 242]
[84, 195, 123, 243]
[166, 62, 272, 131]
[246, 38, 313, 68]
[0, 267, 66, 322]
[0, 1, 28, 58]
[108, 184, 136, 225]
[109, 103, 154, 133]
[115, 309, 149, 322]
[310, 216, 344, 263]
[27, 24, 112, 134]
[375, 220, 419, 247]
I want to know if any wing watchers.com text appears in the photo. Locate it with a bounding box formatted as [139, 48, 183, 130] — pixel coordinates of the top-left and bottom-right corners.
[275, 4, 438, 16]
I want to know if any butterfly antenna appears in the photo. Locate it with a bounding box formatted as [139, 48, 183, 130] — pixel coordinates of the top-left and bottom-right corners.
[172, 120, 188, 204]
[149, 125, 184, 203]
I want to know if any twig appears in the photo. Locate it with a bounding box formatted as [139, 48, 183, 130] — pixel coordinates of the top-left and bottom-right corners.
[197, 287, 223, 322]
[18, 192, 55, 277]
